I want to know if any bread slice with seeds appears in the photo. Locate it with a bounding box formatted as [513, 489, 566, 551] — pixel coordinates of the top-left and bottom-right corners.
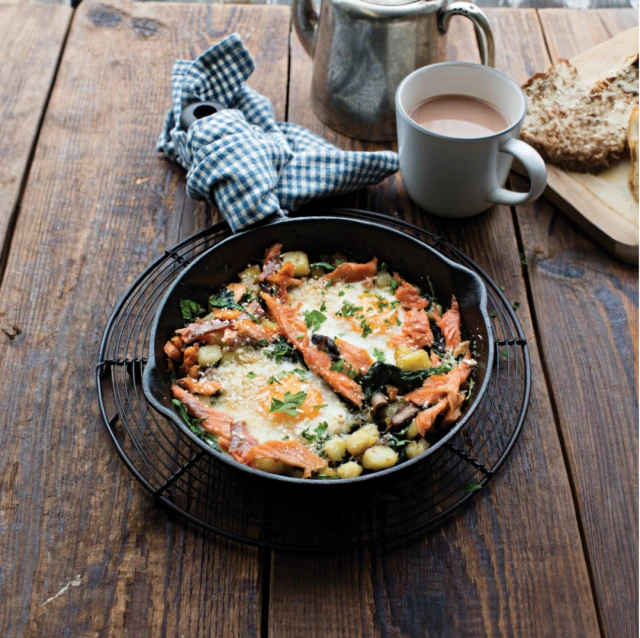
[521, 54, 639, 173]
[628, 106, 639, 201]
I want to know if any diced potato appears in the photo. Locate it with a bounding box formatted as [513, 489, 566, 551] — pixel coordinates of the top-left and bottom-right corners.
[362, 446, 398, 470]
[197, 345, 222, 367]
[395, 347, 432, 371]
[337, 461, 363, 479]
[254, 458, 287, 474]
[374, 271, 394, 290]
[324, 437, 347, 462]
[426, 303, 444, 321]
[453, 340, 470, 358]
[281, 251, 310, 277]
[405, 438, 430, 460]
[345, 424, 379, 456]
[406, 420, 419, 440]
[239, 264, 261, 286]
[320, 467, 339, 478]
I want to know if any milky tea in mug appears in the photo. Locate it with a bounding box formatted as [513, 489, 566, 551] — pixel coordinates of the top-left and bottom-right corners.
[395, 62, 547, 217]
[409, 94, 508, 139]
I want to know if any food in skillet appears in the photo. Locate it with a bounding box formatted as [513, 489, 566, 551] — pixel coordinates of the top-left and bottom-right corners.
[165, 244, 477, 479]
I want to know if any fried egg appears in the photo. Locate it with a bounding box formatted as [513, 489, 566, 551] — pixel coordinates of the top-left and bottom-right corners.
[203, 346, 356, 443]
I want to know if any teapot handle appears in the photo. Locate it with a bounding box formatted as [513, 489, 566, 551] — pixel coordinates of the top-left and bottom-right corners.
[292, 0, 319, 57]
[439, 2, 495, 68]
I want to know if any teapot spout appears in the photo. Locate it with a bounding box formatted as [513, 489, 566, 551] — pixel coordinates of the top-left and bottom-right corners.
[292, 0, 319, 57]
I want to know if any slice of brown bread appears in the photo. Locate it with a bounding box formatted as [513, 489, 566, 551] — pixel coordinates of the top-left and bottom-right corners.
[521, 55, 639, 173]
[628, 106, 639, 201]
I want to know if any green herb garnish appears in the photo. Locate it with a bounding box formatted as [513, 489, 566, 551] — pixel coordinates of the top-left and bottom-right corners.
[303, 309, 327, 332]
[463, 480, 482, 494]
[373, 348, 385, 362]
[336, 300, 362, 317]
[247, 371, 256, 379]
[311, 261, 335, 272]
[209, 289, 258, 322]
[360, 319, 372, 338]
[269, 390, 307, 416]
[512, 301, 521, 311]
[329, 359, 345, 372]
[489, 311, 496, 319]
[319, 300, 327, 312]
[265, 338, 302, 364]
[179, 299, 205, 323]
[172, 398, 220, 451]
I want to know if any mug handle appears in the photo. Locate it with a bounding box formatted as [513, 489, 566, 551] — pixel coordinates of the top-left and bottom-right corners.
[487, 138, 547, 206]
[439, 2, 495, 68]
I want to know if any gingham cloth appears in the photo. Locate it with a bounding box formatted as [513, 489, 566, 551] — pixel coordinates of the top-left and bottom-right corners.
[158, 33, 399, 232]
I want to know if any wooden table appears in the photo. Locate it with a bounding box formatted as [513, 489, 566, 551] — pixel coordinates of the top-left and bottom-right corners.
[0, 2, 637, 636]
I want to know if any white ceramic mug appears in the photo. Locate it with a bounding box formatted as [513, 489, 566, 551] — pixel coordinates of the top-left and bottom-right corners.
[395, 62, 547, 217]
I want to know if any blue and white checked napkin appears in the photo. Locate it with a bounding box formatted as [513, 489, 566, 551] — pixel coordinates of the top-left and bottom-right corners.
[158, 34, 399, 231]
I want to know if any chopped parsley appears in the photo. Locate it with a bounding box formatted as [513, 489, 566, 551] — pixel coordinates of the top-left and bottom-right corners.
[338, 290, 345, 297]
[336, 300, 362, 317]
[390, 278, 399, 291]
[313, 404, 327, 409]
[179, 299, 205, 323]
[466, 377, 475, 400]
[209, 289, 258, 322]
[319, 300, 327, 312]
[463, 480, 482, 494]
[329, 359, 345, 372]
[311, 261, 335, 272]
[360, 319, 372, 338]
[512, 301, 521, 311]
[300, 421, 329, 443]
[269, 391, 307, 416]
[303, 309, 327, 332]
[246, 371, 256, 379]
[373, 348, 386, 362]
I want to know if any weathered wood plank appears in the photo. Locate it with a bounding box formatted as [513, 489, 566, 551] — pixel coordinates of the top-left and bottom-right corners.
[269, 10, 600, 637]
[0, 3, 290, 636]
[516, 9, 638, 638]
[0, 2, 72, 275]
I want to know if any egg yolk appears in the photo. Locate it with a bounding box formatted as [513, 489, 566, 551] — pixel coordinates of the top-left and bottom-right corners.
[343, 292, 399, 335]
[257, 373, 324, 423]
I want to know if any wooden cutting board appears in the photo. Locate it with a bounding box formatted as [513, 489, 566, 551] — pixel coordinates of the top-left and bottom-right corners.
[514, 27, 639, 264]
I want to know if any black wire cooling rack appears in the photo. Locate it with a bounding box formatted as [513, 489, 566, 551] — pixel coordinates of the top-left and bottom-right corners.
[96, 208, 531, 551]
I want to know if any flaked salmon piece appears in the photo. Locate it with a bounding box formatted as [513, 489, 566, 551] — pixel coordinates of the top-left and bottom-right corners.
[262, 293, 364, 406]
[415, 398, 449, 435]
[437, 297, 462, 351]
[177, 319, 231, 344]
[324, 257, 378, 283]
[171, 385, 232, 446]
[261, 293, 309, 348]
[222, 319, 281, 346]
[336, 338, 373, 374]
[268, 261, 302, 303]
[394, 275, 428, 310]
[442, 391, 467, 427]
[258, 243, 282, 283]
[430, 351, 441, 366]
[227, 283, 247, 303]
[176, 377, 222, 396]
[246, 440, 327, 478]
[164, 340, 182, 362]
[303, 346, 364, 407]
[246, 300, 265, 320]
[390, 309, 433, 348]
[212, 308, 242, 321]
[405, 357, 474, 407]
[229, 421, 259, 463]
[180, 344, 200, 378]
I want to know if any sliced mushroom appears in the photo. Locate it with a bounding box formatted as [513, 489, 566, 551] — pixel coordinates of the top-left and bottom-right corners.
[389, 403, 420, 430]
[370, 392, 389, 423]
[311, 334, 340, 361]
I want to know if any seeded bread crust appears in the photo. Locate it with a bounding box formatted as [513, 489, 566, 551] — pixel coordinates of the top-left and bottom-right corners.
[628, 106, 639, 201]
[521, 55, 639, 173]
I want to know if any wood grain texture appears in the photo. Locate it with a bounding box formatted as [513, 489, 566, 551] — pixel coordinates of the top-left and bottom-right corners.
[516, 9, 639, 638]
[0, 2, 290, 636]
[0, 2, 72, 275]
[268, 11, 601, 638]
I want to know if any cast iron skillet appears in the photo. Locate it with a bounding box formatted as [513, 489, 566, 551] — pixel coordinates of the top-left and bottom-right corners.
[143, 217, 494, 484]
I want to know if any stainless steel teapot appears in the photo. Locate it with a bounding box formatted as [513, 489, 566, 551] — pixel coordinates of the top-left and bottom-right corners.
[293, 0, 495, 141]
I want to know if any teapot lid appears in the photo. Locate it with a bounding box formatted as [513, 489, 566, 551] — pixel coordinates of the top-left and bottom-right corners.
[360, 0, 421, 5]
